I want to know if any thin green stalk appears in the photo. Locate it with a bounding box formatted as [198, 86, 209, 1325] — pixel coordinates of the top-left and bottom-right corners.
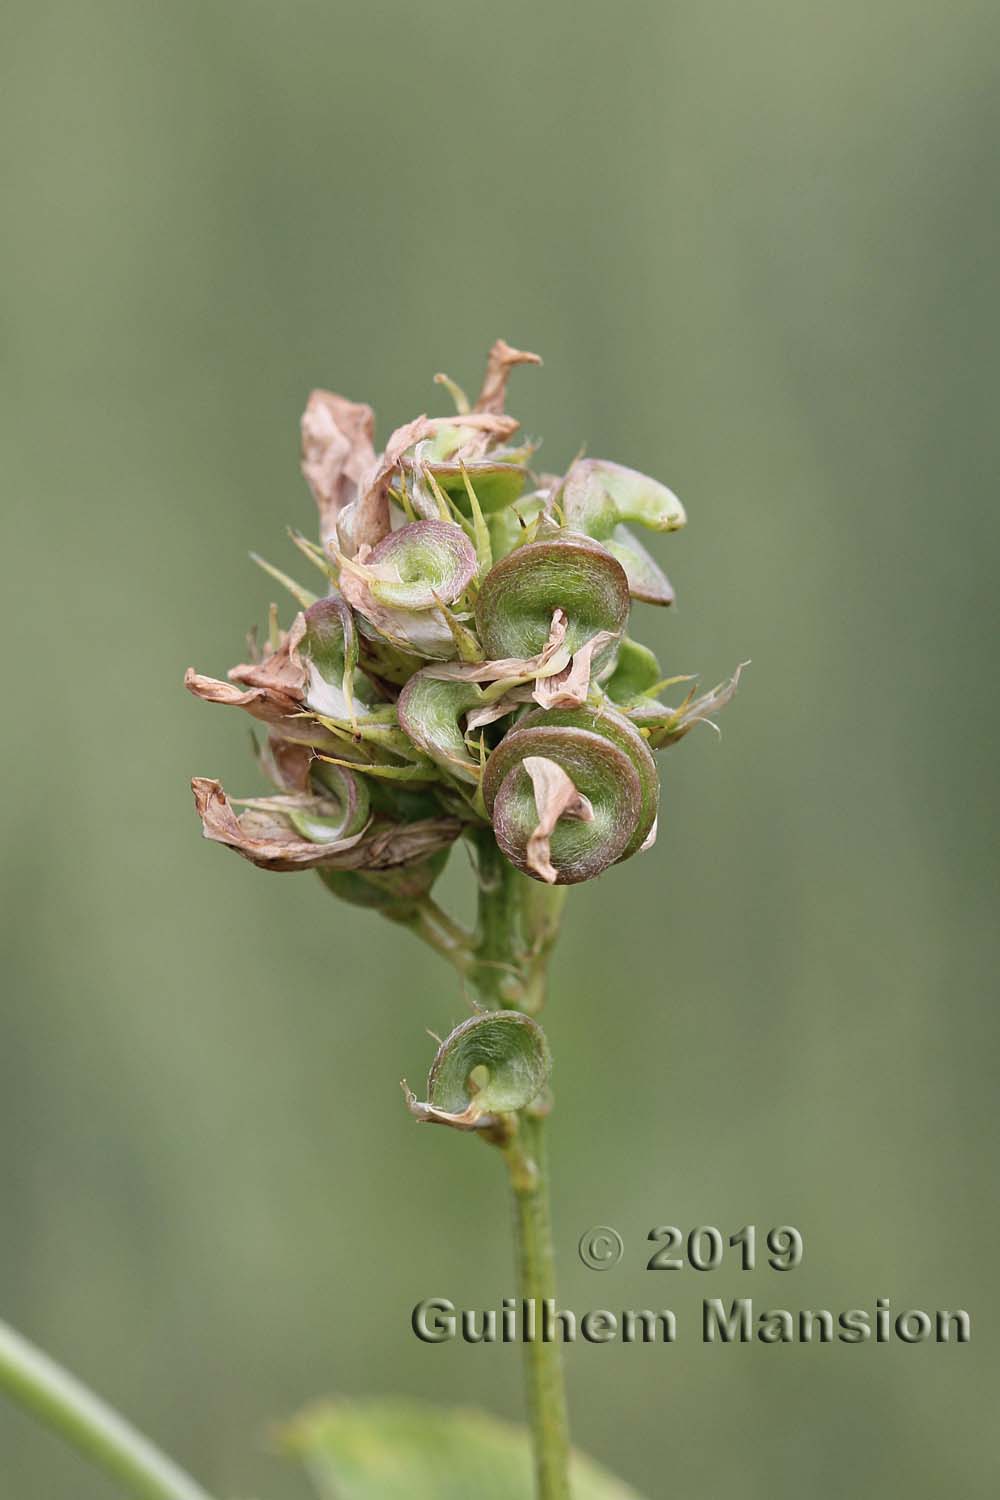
[505, 1112, 572, 1500]
[392, 896, 476, 976]
[0, 1317, 216, 1500]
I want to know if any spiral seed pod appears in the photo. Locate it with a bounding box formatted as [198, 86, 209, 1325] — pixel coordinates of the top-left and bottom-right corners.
[298, 595, 371, 720]
[604, 528, 675, 606]
[347, 520, 477, 610]
[294, 760, 372, 843]
[560, 457, 685, 607]
[561, 457, 686, 536]
[515, 705, 659, 859]
[396, 671, 488, 783]
[407, 442, 534, 517]
[476, 533, 630, 662]
[403, 1011, 551, 1129]
[482, 708, 655, 884]
[339, 519, 478, 661]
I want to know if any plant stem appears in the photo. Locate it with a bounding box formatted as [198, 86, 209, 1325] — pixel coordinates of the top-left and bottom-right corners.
[504, 1112, 572, 1500]
[469, 828, 572, 1499]
[0, 1317, 216, 1500]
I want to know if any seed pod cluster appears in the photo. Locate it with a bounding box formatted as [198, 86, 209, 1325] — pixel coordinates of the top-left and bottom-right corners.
[187, 340, 741, 907]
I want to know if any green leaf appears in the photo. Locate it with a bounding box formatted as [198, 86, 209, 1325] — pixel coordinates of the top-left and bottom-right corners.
[282, 1399, 646, 1500]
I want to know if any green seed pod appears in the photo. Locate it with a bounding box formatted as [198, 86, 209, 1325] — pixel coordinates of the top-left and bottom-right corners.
[561, 457, 686, 536]
[338, 519, 479, 661]
[404, 1011, 551, 1129]
[353, 519, 477, 610]
[295, 760, 371, 843]
[559, 458, 684, 608]
[299, 595, 375, 720]
[396, 671, 488, 784]
[604, 527, 675, 606]
[604, 636, 663, 704]
[476, 533, 630, 661]
[482, 714, 647, 884]
[514, 705, 658, 860]
[406, 442, 534, 516]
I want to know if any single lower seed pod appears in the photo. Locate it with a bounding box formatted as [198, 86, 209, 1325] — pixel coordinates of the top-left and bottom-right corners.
[404, 1011, 552, 1129]
[482, 717, 644, 884]
[475, 532, 629, 661]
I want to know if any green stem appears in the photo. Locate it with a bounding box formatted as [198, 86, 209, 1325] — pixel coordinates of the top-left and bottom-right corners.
[469, 828, 572, 1499]
[472, 829, 525, 1005]
[504, 1113, 572, 1500]
[0, 1317, 216, 1500]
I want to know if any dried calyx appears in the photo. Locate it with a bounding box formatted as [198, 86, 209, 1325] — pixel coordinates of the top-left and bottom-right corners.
[186, 340, 742, 914]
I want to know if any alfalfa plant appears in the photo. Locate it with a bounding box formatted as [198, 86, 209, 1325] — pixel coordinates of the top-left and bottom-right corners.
[0, 342, 740, 1500]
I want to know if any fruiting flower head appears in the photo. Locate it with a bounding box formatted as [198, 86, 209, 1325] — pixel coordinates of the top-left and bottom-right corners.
[187, 341, 741, 902]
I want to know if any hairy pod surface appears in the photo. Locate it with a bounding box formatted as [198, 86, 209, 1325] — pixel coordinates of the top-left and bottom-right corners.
[483, 719, 644, 884]
[360, 519, 477, 609]
[514, 705, 659, 860]
[405, 1011, 552, 1128]
[396, 672, 486, 784]
[476, 533, 630, 660]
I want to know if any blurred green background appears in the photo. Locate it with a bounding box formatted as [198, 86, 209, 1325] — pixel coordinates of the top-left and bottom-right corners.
[1, 0, 998, 1495]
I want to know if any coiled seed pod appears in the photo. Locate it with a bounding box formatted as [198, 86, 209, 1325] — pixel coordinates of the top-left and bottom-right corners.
[482, 705, 656, 884]
[350, 519, 477, 610]
[514, 705, 659, 859]
[561, 457, 686, 536]
[406, 441, 534, 516]
[560, 458, 686, 607]
[404, 1010, 551, 1129]
[296, 760, 372, 843]
[475, 533, 630, 661]
[339, 519, 478, 660]
[396, 672, 487, 784]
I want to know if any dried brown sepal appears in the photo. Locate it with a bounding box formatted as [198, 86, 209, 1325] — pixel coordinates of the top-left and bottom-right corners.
[530, 630, 615, 711]
[522, 755, 595, 884]
[474, 338, 542, 416]
[423, 608, 570, 685]
[191, 777, 460, 873]
[337, 414, 433, 558]
[184, 668, 336, 751]
[400, 1082, 487, 1131]
[300, 390, 376, 546]
[227, 612, 308, 700]
[258, 734, 315, 793]
[640, 662, 747, 748]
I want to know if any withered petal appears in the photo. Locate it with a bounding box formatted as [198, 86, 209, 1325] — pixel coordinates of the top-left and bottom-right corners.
[522, 754, 594, 884]
[300, 389, 377, 547]
[474, 339, 542, 416]
[191, 777, 460, 874]
[531, 630, 615, 711]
